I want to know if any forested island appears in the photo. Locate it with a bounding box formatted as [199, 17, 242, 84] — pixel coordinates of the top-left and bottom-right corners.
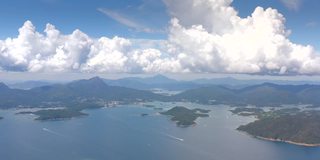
[161, 106, 210, 127]
[233, 107, 320, 146]
[141, 113, 149, 117]
[18, 109, 87, 121]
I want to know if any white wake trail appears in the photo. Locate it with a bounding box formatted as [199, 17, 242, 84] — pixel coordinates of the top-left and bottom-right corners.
[161, 132, 184, 142]
[42, 128, 67, 138]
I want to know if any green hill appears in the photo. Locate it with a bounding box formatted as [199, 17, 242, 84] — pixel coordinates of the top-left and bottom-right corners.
[0, 77, 164, 108]
[173, 83, 320, 106]
[238, 110, 320, 146]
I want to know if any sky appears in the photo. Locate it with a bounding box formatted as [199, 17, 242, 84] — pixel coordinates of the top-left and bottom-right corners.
[0, 0, 320, 79]
[0, 0, 319, 45]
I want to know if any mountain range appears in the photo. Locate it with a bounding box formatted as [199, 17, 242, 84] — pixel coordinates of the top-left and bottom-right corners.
[0, 76, 320, 108]
[0, 77, 162, 108]
[173, 83, 320, 106]
[102, 74, 203, 91]
[8, 74, 320, 91]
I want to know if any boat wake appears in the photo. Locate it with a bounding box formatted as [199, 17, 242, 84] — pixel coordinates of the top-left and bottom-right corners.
[42, 128, 66, 137]
[161, 132, 184, 142]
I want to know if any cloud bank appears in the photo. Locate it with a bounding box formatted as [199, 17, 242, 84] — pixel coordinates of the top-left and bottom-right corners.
[0, 0, 319, 75]
[0, 21, 177, 73]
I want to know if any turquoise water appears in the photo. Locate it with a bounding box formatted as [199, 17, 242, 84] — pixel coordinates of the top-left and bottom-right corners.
[0, 103, 320, 160]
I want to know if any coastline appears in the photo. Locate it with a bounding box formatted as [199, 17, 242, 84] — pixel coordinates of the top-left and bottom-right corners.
[256, 136, 320, 147]
[239, 130, 320, 147]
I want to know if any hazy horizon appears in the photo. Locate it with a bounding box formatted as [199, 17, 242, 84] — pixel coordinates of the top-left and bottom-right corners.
[2, 72, 320, 83]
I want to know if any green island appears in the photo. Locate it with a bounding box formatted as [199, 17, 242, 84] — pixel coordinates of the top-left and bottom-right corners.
[143, 104, 155, 108]
[230, 107, 264, 117]
[305, 105, 319, 109]
[161, 106, 210, 127]
[17, 109, 88, 121]
[16, 111, 34, 115]
[143, 104, 163, 111]
[234, 107, 320, 147]
[154, 107, 163, 111]
[141, 113, 149, 117]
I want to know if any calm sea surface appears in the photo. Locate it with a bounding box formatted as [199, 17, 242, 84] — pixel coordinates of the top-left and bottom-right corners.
[0, 102, 319, 160]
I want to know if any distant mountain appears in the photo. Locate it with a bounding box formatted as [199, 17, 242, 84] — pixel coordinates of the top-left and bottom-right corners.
[193, 77, 245, 85]
[0, 82, 9, 90]
[6, 75, 319, 91]
[103, 74, 203, 91]
[173, 83, 320, 106]
[0, 77, 164, 108]
[7, 81, 53, 90]
[172, 85, 239, 104]
[133, 74, 177, 84]
[192, 77, 320, 88]
[1, 77, 320, 109]
[61, 77, 163, 101]
[0, 83, 31, 108]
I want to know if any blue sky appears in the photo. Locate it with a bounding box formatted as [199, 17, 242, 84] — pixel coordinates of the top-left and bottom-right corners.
[0, 0, 318, 49]
[0, 0, 168, 39]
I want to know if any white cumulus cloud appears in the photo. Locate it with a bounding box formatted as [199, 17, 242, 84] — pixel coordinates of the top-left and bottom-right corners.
[0, 21, 172, 73]
[0, 0, 320, 75]
[0, 21, 93, 72]
[164, 0, 320, 75]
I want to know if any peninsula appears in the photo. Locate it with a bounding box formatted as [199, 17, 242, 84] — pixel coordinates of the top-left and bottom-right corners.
[235, 108, 320, 147]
